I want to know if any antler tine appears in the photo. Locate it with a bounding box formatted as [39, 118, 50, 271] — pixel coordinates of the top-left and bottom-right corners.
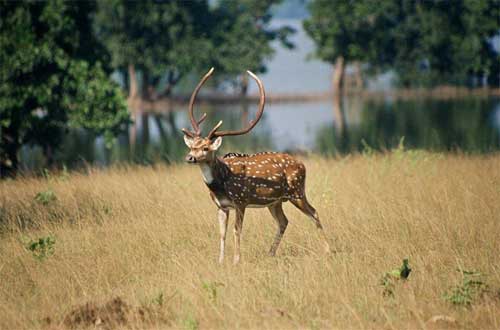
[207, 120, 223, 139]
[180, 129, 193, 137]
[183, 67, 214, 136]
[208, 70, 265, 139]
[197, 112, 207, 126]
[182, 112, 207, 137]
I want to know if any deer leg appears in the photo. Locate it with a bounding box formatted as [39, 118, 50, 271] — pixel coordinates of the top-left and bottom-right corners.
[268, 202, 289, 257]
[217, 208, 229, 264]
[233, 207, 245, 264]
[290, 197, 331, 253]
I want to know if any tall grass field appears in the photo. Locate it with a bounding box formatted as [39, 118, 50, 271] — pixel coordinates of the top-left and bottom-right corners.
[1, 151, 499, 329]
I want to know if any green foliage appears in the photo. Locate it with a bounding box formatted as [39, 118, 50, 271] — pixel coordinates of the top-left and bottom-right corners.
[380, 259, 412, 296]
[211, 0, 294, 92]
[41, 166, 70, 182]
[390, 0, 500, 87]
[182, 314, 199, 330]
[201, 281, 223, 303]
[94, 0, 212, 97]
[304, 0, 500, 87]
[444, 270, 489, 306]
[149, 291, 177, 310]
[34, 189, 57, 205]
[304, 0, 380, 64]
[0, 0, 129, 177]
[361, 139, 375, 156]
[152, 292, 164, 307]
[25, 236, 56, 260]
[94, 0, 292, 97]
[393, 136, 407, 159]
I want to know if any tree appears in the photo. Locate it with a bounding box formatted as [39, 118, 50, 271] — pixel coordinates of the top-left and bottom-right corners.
[211, 0, 295, 95]
[0, 0, 129, 177]
[303, 0, 380, 93]
[94, 0, 213, 100]
[304, 0, 500, 90]
[390, 0, 500, 87]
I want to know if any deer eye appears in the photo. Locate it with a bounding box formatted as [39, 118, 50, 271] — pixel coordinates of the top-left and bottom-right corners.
[203, 147, 210, 152]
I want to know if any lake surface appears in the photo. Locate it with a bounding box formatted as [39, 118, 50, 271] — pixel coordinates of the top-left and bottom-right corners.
[13, 18, 500, 172]
[19, 96, 500, 172]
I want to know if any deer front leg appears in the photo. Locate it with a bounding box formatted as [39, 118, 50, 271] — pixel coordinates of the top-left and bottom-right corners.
[217, 208, 229, 264]
[233, 207, 245, 264]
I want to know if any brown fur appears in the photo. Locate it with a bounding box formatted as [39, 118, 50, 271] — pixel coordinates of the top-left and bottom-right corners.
[221, 152, 306, 205]
[183, 136, 330, 263]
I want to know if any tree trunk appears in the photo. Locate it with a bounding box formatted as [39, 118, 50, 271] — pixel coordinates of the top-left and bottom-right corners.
[332, 93, 349, 153]
[128, 110, 137, 157]
[353, 61, 364, 90]
[332, 92, 345, 135]
[128, 64, 138, 99]
[43, 145, 54, 168]
[332, 56, 345, 95]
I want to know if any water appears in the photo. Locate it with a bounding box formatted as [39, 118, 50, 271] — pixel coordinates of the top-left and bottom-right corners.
[16, 19, 500, 172]
[19, 97, 500, 172]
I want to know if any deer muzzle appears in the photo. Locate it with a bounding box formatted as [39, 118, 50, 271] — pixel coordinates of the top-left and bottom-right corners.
[185, 154, 197, 164]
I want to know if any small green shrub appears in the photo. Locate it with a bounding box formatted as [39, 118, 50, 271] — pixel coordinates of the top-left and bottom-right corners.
[152, 292, 164, 306]
[380, 259, 412, 296]
[42, 167, 70, 181]
[59, 165, 70, 181]
[444, 270, 489, 306]
[26, 236, 56, 260]
[393, 136, 406, 159]
[361, 139, 375, 156]
[34, 189, 57, 205]
[183, 314, 198, 330]
[202, 281, 223, 302]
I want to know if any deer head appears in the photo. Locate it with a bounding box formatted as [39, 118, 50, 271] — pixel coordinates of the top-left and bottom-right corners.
[182, 68, 265, 164]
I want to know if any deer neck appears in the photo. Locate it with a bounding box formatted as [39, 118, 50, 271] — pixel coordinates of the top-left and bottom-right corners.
[199, 157, 227, 186]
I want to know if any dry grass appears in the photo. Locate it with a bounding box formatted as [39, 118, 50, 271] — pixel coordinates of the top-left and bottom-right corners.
[1, 151, 500, 329]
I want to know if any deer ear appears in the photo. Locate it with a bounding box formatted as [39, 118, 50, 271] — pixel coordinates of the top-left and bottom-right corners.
[210, 136, 222, 150]
[183, 134, 194, 148]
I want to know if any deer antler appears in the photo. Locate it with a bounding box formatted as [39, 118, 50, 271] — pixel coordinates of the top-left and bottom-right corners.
[182, 68, 266, 139]
[207, 70, 265, 139]
[181, 67, 214, 137]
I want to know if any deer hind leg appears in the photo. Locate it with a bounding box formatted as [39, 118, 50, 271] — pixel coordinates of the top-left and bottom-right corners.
[268, 202, 289, 257]
[217, 208, 229, 264]
[290, 197, 331, 253]
[233, 207, 245, 264]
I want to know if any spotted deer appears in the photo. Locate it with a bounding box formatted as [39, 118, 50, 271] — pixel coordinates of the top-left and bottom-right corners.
[182, 68, 330, 263]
